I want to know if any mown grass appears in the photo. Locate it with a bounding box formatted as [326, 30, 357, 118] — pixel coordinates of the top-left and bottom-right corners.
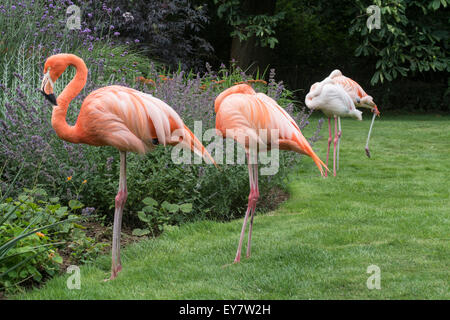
[12, 114, 450, 299]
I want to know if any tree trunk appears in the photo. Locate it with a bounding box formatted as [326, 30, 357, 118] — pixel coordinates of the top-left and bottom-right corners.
[230, 0, 276, 74]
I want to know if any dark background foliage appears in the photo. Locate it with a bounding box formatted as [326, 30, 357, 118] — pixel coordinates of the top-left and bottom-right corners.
[144, 0, 449, 112]
[92, 0, 213, 70]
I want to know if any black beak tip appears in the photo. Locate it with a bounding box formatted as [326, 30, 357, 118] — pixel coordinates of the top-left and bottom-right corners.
[41, 90, 57, 106]
[365, 147, 371, 158]
[152, 138, 159, 145]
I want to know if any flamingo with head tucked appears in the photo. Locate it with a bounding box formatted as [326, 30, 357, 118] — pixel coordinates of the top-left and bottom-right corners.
[40, 53, 216, 280]
[305, 78, 362, 177]
[327, 70, 380, 159]
[215, 84, 327, 263]
[305, 70, 380, 176]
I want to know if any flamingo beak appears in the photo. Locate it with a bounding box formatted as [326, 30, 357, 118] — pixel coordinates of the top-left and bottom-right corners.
[40, 70, 57, 106]
[365, 146, 371, 158]
[372, 105, 380, 116]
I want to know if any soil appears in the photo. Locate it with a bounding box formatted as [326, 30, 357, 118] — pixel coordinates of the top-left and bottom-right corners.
[258, 186, 290, 212]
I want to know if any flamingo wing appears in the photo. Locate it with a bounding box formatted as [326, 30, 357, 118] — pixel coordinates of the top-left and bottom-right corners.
[77, 85, 216, 165]
[305, 81, 362, 120]
[328, 70, 379, 114]
[215, 84, 327, 175]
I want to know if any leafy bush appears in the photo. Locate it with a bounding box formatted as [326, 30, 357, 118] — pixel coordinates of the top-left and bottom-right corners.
[349, 0, 449, 85]
[0, 187, 87, 292]
[80, 62, 322, 226]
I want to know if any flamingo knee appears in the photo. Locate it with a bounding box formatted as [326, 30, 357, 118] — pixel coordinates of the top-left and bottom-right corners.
[115, 190, 128, 208]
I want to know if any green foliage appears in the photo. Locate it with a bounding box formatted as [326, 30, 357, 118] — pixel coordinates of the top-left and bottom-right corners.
[0, 184, 107, 292]
[0, 188, 78, 291]
[213, 0, 285, 48]
[350, 0, 449, 85]
[132, 197, 193, 237]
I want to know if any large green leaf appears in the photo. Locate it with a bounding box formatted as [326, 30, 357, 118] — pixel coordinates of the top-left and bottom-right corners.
[137, 211, 149, 222]
[68, 200, 83, 210]
[142, 197, 158, 207]
[179, 203, 193, 213]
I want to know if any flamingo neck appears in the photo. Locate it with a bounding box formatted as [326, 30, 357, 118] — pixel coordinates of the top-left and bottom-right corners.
[51, 56, 88, 144]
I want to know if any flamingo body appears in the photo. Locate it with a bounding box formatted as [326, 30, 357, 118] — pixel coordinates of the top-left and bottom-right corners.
[305, 79, 362, 120]
[56, 85, 211, 160]
[216, 84, 326, 173]
[327, 69, 379, 114]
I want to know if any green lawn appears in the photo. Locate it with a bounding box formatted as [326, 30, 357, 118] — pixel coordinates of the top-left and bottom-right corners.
[13, 114, 450, 299]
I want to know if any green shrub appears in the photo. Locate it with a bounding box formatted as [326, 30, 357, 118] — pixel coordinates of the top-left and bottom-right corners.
[0, 187, 105, 292]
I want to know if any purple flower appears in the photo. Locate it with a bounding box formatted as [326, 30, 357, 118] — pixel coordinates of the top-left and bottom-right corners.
[82, 207, 95, 216]
[134, 39, 140, 43]
[106, 157, 114, 171]
[114, 31, 120, 36]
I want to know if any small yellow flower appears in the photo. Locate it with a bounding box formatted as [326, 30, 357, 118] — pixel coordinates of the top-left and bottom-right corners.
[82, 180, 87, 184]
[67, 176, 72, 181]
[36, 232, 45, 238]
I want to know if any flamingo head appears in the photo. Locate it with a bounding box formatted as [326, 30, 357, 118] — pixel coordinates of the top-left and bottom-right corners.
[359, 96, 380, 116]
[40, 54, 72, 105]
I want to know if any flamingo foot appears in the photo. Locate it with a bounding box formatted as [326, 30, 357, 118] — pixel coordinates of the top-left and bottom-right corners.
[104, 264, 122, 282]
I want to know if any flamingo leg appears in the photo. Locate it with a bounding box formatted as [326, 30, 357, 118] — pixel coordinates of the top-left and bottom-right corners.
[333, 116, 338, 176]
[108, 151, 127, 280]
[325, 116, 332, 178]
[246, 162, 259, 259]
[365, 112, 376, 158]
[336, 116, 342, 171]
[234, 153, 255, 263]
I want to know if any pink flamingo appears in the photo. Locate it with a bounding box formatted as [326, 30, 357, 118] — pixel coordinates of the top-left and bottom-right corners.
[40, 54, 216, 280]
[326, 70, 380, 159]
[305, 70, 380, 176]
[305, 78, 362, 176]
[215, 84, 327, 263]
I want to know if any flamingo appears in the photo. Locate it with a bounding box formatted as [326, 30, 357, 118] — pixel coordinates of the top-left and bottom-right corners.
[215, 84, 327, 263]
[326, 70, 380, 159]
[40, 54, 216, 280]
[305, 78, 362, 177]
[305, 70, 379, 176]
